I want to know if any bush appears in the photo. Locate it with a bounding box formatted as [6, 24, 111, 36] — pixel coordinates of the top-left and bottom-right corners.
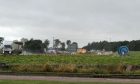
[53, 64, 77, 73]
[11, 64, 44, 72]
[42, 63, 52, 72]
[10, 64, 140, 74]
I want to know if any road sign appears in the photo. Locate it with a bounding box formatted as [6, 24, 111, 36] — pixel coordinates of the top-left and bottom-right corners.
[118, 46, 129, 56]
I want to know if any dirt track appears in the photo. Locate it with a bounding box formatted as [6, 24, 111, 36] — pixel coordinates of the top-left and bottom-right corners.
[0, 75, 140, 83]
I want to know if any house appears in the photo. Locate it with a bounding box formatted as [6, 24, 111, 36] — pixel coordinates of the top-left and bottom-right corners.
[77, 48, 87, 54]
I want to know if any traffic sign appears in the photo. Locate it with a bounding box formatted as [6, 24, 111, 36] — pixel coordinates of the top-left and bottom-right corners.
[118, 46, 129, 56]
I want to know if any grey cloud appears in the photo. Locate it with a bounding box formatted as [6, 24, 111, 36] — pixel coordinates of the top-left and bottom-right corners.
[0, 0, 140, 47]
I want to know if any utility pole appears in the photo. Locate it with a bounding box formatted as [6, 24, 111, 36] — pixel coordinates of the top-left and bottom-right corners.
[107, 32, 112, 42]
[109, 36, 112, 42]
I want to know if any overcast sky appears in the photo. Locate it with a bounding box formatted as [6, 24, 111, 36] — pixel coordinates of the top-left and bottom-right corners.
[0, 0, 140, 47]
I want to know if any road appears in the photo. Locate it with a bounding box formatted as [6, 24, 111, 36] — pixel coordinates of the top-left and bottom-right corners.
[0, 75, 140, 83]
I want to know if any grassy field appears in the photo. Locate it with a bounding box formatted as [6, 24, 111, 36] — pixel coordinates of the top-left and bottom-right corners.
[0, 80, 138, 84]
[0, 52, 139, 65]
[0, 52, 139, 74]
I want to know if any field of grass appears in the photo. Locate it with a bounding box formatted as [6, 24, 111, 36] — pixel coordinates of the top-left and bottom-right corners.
[0, 80, 138, 84]
[0, 52, 139, 74]
[0, 52, 139, 65]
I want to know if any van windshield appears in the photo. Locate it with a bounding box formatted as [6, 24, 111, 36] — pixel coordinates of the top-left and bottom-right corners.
[4, 45, 12, 48]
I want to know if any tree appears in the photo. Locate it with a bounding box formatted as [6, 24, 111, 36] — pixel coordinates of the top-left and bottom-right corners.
[54, 39, 61, 49]
[24, 39, 43, 52]
[61, 42, 65, 51]
[0, 37, 4, 45]
[66, 40, 71, 48]
[83, 40, 140, 52]
[43, 39, 50, 50]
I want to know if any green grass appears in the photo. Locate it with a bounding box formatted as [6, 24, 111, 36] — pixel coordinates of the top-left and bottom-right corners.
[0, 80, 138, 84]
[0, 52, 140, 75]
[0, 52, 140, 65]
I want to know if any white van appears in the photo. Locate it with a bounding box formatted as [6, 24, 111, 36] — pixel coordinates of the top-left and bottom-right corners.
[2, 45, 12, 54]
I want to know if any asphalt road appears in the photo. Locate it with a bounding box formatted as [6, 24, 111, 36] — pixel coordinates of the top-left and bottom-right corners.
[0, 75, 140, 83]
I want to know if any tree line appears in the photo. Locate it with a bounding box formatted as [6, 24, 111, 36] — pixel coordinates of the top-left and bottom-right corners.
[24, 39, 78, 52]
[83, 40, 140, 52]
[0, 37, 78, 52]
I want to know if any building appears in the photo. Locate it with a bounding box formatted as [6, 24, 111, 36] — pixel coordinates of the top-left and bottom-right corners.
[67, 43, 78, 53]
[12, 40, 23, 50]
[77, 48, 87, 54]
[46, 47, 56, 54]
